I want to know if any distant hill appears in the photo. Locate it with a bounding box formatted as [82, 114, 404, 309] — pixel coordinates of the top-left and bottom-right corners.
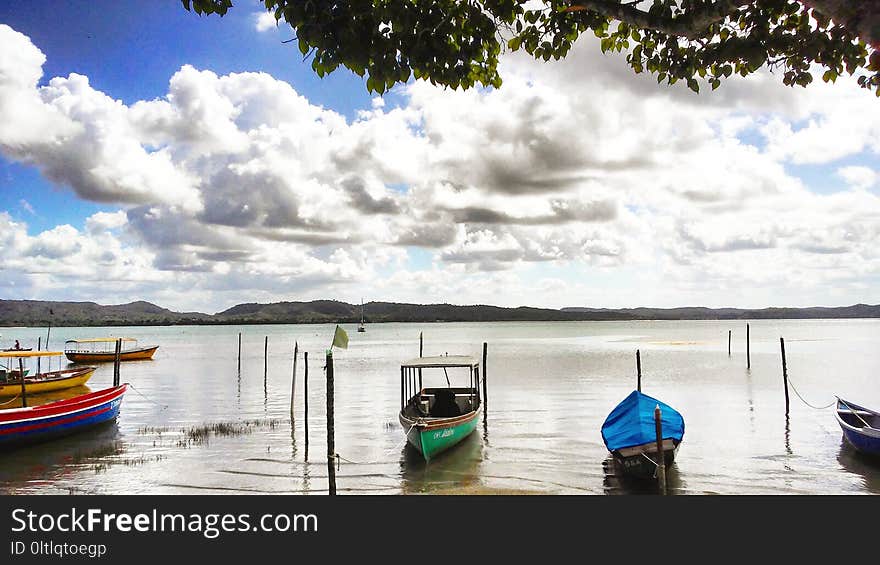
[0, 300, 212, 327]
[560, 304, 880, 320]
[0, 299, 878, 327]
[214, 300, 636, 324]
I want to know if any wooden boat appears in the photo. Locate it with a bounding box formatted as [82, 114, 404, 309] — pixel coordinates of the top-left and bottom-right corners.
[398, 355, 482, 461]
[835, 397, 880, 457]
[0, 367, 96, 398]
[0, 367, 29, 380]
[64, 338, 158, 363]
[601, 390, 685, 478]
[0, 384, 127, 449]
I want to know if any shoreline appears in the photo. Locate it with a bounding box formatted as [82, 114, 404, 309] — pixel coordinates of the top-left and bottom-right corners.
[3, 316, 880, 329]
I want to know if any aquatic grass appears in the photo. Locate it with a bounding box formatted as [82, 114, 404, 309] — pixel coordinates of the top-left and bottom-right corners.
[177, 418, 282, 447]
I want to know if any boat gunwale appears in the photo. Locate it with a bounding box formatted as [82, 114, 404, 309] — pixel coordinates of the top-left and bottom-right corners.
[0, 384, 127, 424]
[0, 367, 97, 396]
[64, 345, 159, 356]
[399, 407, 480, 431]
[835, 398, 880, 438]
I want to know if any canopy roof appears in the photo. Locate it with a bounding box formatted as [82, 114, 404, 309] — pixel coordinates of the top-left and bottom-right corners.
[601, 390, 685, 452]
[401, 355, 479, 369]
[0, 351, 63, 358]
[65, 338, 137, 343]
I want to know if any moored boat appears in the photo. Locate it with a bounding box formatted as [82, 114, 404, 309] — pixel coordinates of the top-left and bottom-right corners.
[398, 355, 482, 461]
[601, 390, 685, 478]
[64, 338, 158, 363]
[835, 397, 880, 457]
[0, 384, 127, 449]
[0, 366, 96, 398]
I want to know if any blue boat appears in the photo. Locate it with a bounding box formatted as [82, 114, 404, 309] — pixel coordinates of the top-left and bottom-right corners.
[835, 397, 880, 457]
[602, 390, 685, 477]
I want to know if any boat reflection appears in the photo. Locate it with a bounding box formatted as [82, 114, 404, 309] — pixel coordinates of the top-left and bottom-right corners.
[399, 432, 483, 494]
[0, 422, 124, 493]
[836, 438, 880, 494]
[602, 455, 686, 495]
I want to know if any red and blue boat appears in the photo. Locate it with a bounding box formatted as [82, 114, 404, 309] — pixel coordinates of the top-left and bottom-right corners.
[0, 385, 127, 449]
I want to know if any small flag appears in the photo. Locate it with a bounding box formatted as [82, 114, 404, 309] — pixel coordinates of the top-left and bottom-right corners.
[331, 325, 349, 350]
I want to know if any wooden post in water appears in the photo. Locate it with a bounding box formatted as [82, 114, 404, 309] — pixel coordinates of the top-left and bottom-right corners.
[325, 350, 337, 496]
[304, 352, 309, 454]
[746, 324, 751, 369]
[780, 337, 790, 416]
[45, 322, 51, 351]
[728, 330, 731, 356]
[654, 405, 667, 495]
[37, 337, 41, 374]
[237, 332, 241, 373]
[418, 332, 423, 391]
[113, 338, 122, 387]
[482, 342, 488, 417]
[636, 349, 642, 392]
[290, 342, 298, 422]
[18, 357, 27, 408]
[264, 336, 268, 380]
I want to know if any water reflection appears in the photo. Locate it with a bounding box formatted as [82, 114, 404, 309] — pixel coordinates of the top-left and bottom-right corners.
[399, 433, 482, 494]
[2, 320, 880, 494]
[836, 439, 880, 494]
[0, 422, 124, 493]
[784, 415, 792, 456]
[602, 456, 686, 495]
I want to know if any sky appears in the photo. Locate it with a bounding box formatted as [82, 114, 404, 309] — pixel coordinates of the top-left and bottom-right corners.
[0, 1, 879, 314]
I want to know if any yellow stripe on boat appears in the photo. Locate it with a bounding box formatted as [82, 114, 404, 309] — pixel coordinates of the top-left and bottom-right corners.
[0, 368, 96, 397]
[65, 337, 137, 343]
[0, 351, 64, 358]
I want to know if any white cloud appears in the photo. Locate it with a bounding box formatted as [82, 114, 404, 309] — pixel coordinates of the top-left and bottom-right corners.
[0, 24, 879, 311]
[838, 166, 877, 190]
[18, 199, 34, 215]
[253, 12, 277, 33]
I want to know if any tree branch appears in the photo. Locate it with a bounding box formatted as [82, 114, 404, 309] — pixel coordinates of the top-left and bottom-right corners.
[566, 0, 752, 39]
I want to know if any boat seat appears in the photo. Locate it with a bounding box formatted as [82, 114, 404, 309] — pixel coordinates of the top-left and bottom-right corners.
[429, 389, 462, 417]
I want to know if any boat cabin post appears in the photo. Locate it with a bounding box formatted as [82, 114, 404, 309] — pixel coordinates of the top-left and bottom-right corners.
[0, 350, 69, 406]
[398, 355, 482, 417]
[18, 357, 26, 407]
[397, 355, 483, 461]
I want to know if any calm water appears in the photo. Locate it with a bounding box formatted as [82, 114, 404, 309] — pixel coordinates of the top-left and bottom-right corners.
[1, 320, 878, 495]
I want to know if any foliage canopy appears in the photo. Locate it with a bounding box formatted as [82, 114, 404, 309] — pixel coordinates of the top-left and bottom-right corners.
[182, 0, 880, 95]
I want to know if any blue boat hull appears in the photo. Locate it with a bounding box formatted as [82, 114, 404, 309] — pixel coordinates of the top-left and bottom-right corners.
[835, 398, 880, 458]
[840, 426, 880, 456]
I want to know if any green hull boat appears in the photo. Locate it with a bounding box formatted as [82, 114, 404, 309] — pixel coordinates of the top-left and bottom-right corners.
[400, 402, 480, 461]
[398, 355, 483, 462]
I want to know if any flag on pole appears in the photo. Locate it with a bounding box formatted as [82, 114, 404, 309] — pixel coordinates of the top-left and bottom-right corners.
[331, 325, 349, 350]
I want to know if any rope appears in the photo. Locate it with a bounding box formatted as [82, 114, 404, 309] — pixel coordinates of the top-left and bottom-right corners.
[126, 383, 169, 410]
[0, 393, 22, 406]
[333, 453, 389, 466]
[837, 398, 872, 429]
[786, 375, 836, 410]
